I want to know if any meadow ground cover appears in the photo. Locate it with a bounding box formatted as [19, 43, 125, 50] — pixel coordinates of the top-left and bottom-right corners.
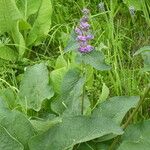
[0, 0, 150, 150]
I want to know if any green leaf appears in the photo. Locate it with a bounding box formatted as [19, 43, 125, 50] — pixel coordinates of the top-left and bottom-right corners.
[30, 117, 62, 134]
[51, 68, 84, 114]
[27, 0, 52, 46]
[29, 96, 140, 149]
[123, 0, 142, 10]
[0, 0, 22, 34]
[55, 55, 68, 69]
[61, 68, 81, 99]
[50, 67, 68, 94]
[0, 98, 35, 149]
[0, 88, 17, 109]
[19, 63, 54, 111]
[11, 21, 26, 58]
[93, 96, 140, 142]
[16, 0, 41, 18]
[117, 120, 150, 150]
[93, 96, 140, 124]
[134, 46, 150, 71]
[98, 83, 110, 103]
[76, 50, 111, 71]
[0, 45, 18, 61]
[64, 30, 78, 52]
[29, 115, 123, 150]
[0, 125, 23, 150]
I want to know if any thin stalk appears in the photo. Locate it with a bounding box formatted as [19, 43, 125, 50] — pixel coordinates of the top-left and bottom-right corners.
[81, 63, 86, 115]
[81, 83, 85, 115]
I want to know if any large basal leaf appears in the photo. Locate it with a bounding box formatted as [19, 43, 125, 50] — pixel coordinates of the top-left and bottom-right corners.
[16, 0, 41, 18]
[92, 96, 140, 142]
[117, 120, 150, 150]
[19, 63, 54, 111]
[93, 96, 140, 125]
[0, 125, 23, 150]
[0, 98, 35, 149]
[134, 46, 150, 71]
[0, 45, 18, 61]
[0, 0, 22, 34]
[27, 0, 52, 46]
[76, 50, 111, 71]
[29, 96, 140, 149]
[29, 115, 123, 150]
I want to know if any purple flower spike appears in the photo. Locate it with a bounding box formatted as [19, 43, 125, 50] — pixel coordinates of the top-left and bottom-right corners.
[75, 8, 94, 53]
[80, 16, 89, 22]
[75, 27, 82, 35]
[86, 34, 94, 40]
[80, 22, 90, 30]
[77, 35, 87, 42]
[79, 45, 94, 53]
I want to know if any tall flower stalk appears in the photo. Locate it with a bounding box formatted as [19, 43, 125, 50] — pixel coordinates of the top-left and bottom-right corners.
[75, 8, 94, 53]
[75, 8, 94, 114]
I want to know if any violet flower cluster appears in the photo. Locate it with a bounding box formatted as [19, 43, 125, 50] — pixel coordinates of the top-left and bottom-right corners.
[75, 8, 94, 53]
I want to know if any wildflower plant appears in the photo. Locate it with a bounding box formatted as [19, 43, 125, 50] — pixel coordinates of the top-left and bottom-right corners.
[0, 2, 150, 150]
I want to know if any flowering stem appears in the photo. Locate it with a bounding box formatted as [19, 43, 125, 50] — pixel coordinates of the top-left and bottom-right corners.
[81, 63, 86, 115]
[81, 82, 85, 115]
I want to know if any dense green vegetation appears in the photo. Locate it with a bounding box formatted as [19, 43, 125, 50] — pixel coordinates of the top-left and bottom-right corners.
[0, 0, 149, 149]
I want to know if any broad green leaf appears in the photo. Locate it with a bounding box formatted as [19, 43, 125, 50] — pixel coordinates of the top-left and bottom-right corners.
[19, 19, 31, 30]
[123, 0, 142, 10]
[29, 96, 140, 149]
[0, 98, 35, 149]
[55, 55, 68, 69]
[93, 96, 140, 142]
[117, 120, 150, 150]
[30, 117, 62, 133]
[76, 50, 111, 71]
[61, 68, 81, 99]
[0, 88, 17, 109]
[98, 83, 110, 103]
[64, 30, 79, 52]
[0, 125, 23, 150]
[11, 21, 26, 58]
[19, 63, 54, 111]
[16, 0, 41, 18]
[0, 45, 18, 61]
[29, 115, 123, 150]
[134, 46, 150, 55]
[62, 77, 90, 116]
[0, 0, 22, 34]
[134, 46, 150, 71]
[93, 96, 140, 124]
[51, 68, 86, 115]
[27, 0, 52, 46]
[76, 141, 109, 150]
[50, 67, 68, 93]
